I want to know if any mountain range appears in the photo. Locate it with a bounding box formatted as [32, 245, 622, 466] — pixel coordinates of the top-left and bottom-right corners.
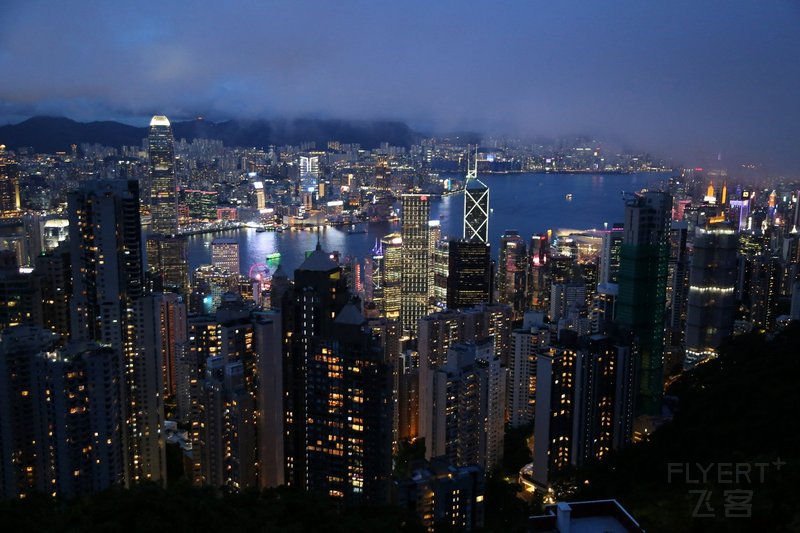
[0, 116, 424, 153]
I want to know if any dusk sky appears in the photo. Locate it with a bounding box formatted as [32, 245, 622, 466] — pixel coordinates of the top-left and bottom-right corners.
[1, 1, 799, 172]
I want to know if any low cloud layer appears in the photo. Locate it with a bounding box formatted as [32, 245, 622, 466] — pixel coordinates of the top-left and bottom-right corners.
[1, 1, 799, 173]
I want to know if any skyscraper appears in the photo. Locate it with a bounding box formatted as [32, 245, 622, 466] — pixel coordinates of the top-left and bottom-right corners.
[211, 238, 240, 275]
[148, 115, 178, 236]
[0, 148, 21, 219]
[0, 327, 126, 499]
[422, 338, 505, 471]
[508, 311, 549, 428]
[616, 191, 672, 416]
[147, 115, 188, 294]
[401, 194, 431, 334]
[281, 246, 392, 505]
[447, 240, 492, 309]
[497, 230, 527, 318]
[146, 235, 190, 294]
[684, 221, 738, 368]
[68, 179, 166, 486]
[463, 149, 489, 243]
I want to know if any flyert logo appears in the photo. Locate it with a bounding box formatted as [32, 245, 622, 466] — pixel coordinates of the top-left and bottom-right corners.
[666, 459, 785, 519]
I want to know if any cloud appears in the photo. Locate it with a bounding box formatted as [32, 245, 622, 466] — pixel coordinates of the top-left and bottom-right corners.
[1, 0, 799, 173]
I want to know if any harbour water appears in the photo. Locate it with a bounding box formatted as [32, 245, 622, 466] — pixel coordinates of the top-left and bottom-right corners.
[188, 172, 670, 276]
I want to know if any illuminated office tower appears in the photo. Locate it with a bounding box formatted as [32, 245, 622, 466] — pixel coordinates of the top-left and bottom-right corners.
[68, 179, 165, 486]
[550, 282, 587, 323]
[184, 189, 219, 221]
[428, 220, 441, 304]
[0, 148, 21, 218]
[447, 240, 492, 309]
[423, 338, 505, 471]
[463, 148, 489, 243]
[374, 157, 390, 190]
[252, 181, 266, 210]
[146, 235, 189, 294]
[497, 230, 527, 318]
[190, 264, 238, 313]
[367, 233, 403, 320]
[599, 225, 624, 285]
[616, 191, 671, 416]
[528, 234, 550, 310]
[432, 239, 450, 307]
[147, 116, 188, 294]
[684, 222, 738, 368]
[508, 311, 549, 428]
[299, 155, 320, 181]
[148, 115, 178, 236]
[401, 194, 431, 334]
[0, 327, 126, 499]
[211, 238, 240, 275]
[193, 358, 256, 491]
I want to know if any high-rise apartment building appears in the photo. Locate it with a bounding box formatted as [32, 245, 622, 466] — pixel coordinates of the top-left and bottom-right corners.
[193, 358, 257, 491]
[422, 338, 505, 471]
[281, 247, 392, 505]
[393, 458, 486, 532]
[0, 327, 125, 499]
[616, 191, 671, 416]
[401, 194, 431, 334]
[508, 312, 549, 428]
[68, 179, 165, 486]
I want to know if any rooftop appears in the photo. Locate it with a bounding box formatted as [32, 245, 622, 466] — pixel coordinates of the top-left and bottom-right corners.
[297, 242, 338, 272]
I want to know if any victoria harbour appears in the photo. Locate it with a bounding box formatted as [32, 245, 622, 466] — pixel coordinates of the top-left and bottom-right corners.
[188, 171, 665, 275]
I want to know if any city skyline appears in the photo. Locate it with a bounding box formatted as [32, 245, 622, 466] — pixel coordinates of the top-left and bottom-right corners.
[1, 3, 799, 530]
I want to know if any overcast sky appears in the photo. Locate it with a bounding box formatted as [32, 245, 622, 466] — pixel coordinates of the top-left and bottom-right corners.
[1, 1, 799, 172]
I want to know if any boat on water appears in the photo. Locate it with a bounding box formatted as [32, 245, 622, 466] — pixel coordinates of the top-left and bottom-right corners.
[565, 193, 573, 201]
[275, 226, 284, 233]
[255, 226, 267, 233]
[347, 224, 367, 235]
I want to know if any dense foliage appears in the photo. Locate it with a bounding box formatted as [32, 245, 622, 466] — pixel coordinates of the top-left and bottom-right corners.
[575, 324, 800, 532]
[0, 483, 423, 533]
